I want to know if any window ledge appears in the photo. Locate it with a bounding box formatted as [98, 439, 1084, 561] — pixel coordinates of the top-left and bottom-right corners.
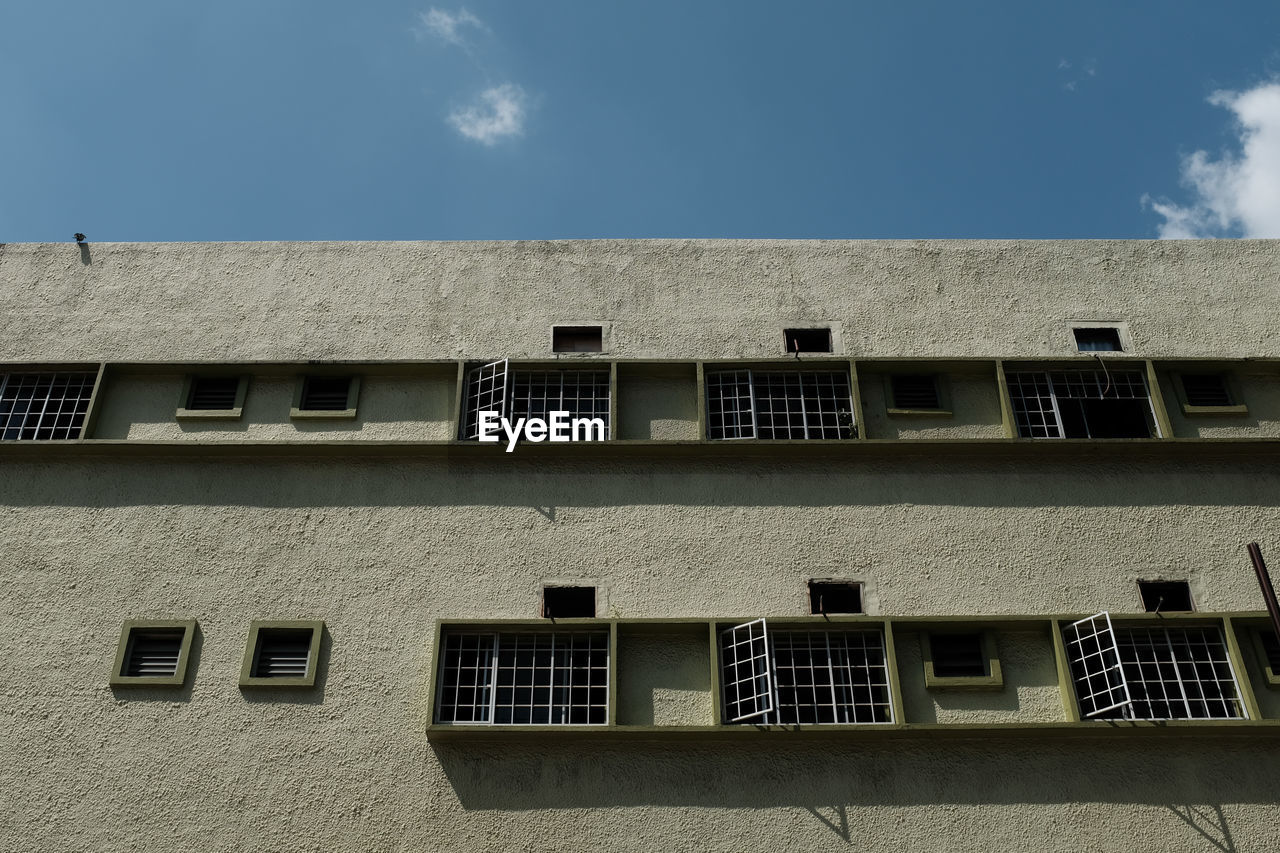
[1181, 404, 1249, 416]
[289, 408, 358, 420]
[176, 408, 243, 420]
[886, 408, 953, 418]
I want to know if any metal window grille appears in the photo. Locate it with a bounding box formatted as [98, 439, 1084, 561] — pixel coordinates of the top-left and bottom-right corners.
[1007, 370, 1153, 438]
[123, 628, 184, 678]
[1063, 612, 1131, 718]
[0, 372, 95, 441]
[720, 620, 893, 725]
[461, 362, 610, 440]
[187, 376, 240, 410]
[299, 376, 353, 411]
[509, 370, 610, 435]
[1181, 374, 1233, 407]
[719, 619, 774, 721]
[252, 629, 313, 678]
[435, 631, 609, 725]
[706, 370, 853, 440]
[890, 374, 941, 409]
[1065, 615, 1245, 720]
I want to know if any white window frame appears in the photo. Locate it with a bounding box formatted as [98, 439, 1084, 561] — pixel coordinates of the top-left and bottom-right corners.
[705, 369, 855, 440]
[1007, 369, 1160, 439]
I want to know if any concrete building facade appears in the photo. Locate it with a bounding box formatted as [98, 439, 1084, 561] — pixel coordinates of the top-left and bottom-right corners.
[2, 239, 1279, 851]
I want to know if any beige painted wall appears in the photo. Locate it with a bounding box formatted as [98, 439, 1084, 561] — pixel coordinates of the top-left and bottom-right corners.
[858, 371, 1006, 440]
[3, 240, 1280, 362]
[3, 455, 1280, 851]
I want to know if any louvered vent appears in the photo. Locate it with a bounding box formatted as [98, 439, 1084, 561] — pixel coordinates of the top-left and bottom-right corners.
[300, 377, 352, 411]
[1181, 374, 1233, 407]
[253, 629, 313, 678]
[930, 633, 987, 678]
[1261, 631, 1280, 671]
[188, 377, 240, 410]
[123, 628, 184, 677]
[890, 375, 941, 409]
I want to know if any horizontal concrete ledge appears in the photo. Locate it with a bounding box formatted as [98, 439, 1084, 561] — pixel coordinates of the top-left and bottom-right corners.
[5, 437, 1280, 460]
[426, 719, 1280, 743]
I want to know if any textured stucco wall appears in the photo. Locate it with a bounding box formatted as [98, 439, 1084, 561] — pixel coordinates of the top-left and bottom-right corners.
[1161, 370, 1280, 438]
[2, 239, 1280, 362]
[3, 455, 1280, 851]
[858, 372, 1006, 440]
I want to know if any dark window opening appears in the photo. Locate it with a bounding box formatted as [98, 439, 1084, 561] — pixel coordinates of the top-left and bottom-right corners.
[1181, 374, 1234, 407]
[890, 375, 941, 409]
[1260, 631, 1280, 671]
[300, 376, 353, 411]
[1073, 327, 1123, 352]
[1138, 580, 1194, 612]
[808, 580, 862, 614]
[122, 628, 184, 678]
[553, 326, 603, 353]
[1058, 398, 1152, 438]
[783, 328, 832, 353]
[542, 586, 596, 618]
[929, 633, 988, 678]
[187, 376, 240, 410]
[251, 628, 313, 678]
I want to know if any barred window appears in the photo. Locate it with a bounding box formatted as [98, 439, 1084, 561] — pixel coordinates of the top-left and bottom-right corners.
[0, 372, 96, 441]
[1064, 614, 1246, 721]
[705, 369, 854, 440]
[719, 620, 893, 725]
[461, 361, 610, 440]
[435, 631, 609, 725]
[1007, 369, 1156, 439]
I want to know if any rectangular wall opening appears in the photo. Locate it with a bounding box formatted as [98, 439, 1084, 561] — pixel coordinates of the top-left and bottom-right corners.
[808, 580, 863, 614]
[783, 328, 832, 353]
[553, 326, 603, 353]
[542, 585, 597, 618]
[1138, 580, 1194, 612]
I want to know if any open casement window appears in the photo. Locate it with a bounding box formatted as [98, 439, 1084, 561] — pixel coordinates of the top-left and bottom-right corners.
[719, 619, 894, 725]
[1006, 370, 1158, 439]
[460, 360, 611, 440]
[435, 631, 609, 725]
[1064, 612, 1247, 720]
[705, 369, 855, 440]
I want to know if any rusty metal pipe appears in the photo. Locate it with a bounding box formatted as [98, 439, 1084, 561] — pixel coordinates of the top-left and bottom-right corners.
[1247, 542, 1280, 641]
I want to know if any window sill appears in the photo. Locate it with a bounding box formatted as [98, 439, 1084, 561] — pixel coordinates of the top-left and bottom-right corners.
[289, 408, 358, 420]
[1181, 404, 1249, 416]
[886, 408, 953, 418]
[176, 408, 243, 420]
[923, 675, 1004, 691]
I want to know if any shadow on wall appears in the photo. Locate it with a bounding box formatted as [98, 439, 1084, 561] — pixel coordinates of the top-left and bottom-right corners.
[428, 738, 1270, 850]
[2, 457, 1280, 511]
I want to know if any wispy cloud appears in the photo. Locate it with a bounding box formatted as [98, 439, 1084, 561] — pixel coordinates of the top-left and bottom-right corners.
[1145, 82, 1280, 238]
[415, 8, 486, 47]
[1058, 58, 1097, 93]
[448, 84, 527, 146]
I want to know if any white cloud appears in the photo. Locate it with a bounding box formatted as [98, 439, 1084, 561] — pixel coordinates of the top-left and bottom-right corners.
[416, 8, 485, 47]
[448, 84, 527, 145]
[1146, 82, 1280, 238]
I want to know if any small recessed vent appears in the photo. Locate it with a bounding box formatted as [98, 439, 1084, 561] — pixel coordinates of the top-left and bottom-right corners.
[300, 377, 352, 411]
[1138, 580, 1194, 612]
[542, 586, 596, 618]
[890, 375, 941, 409]
[252, 629, 313, 678]
[123, 628, 184, 677]
[1181, 374, 1233, 407]
[1073, 327, 1124, 352]
[553, 326, 604, 353]
[929, 633, 987, 678]
[187, 377, 240, 410]
[808, 580, 862, 614]
[783, 328, 832, 353]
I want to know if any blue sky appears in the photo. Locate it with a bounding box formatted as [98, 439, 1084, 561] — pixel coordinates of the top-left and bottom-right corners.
[3, 2, 1279, 242]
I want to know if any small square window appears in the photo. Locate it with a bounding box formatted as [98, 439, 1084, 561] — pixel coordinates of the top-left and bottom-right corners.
[922, 631, 1002, 690]
[886, 374, 950, 415]
[553, 326, 603, 353]
[1138, 580, 1194, 612]
[542, 586, 596, 618]
[178, 375, 247, 419]
[110, 619, 197, 687]
[291, 376, 359, 419]
[1176, 373, 1247, 415]
[239, 620, 324, 687]
[783, 328, 832, 354]
[1073, 327, 1124, 352]
[808, 580, 862, 615]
